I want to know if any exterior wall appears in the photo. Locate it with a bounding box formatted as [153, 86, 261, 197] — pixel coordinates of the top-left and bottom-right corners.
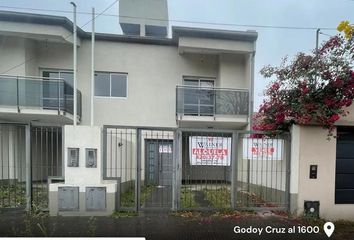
[179, 37, 255, 54]
[49, 125, 117, 216]
[77, 40, 219, 127]
[218, 54, 247, 89]
[119, 0, 168, 36]
[1, 32, 252, 129]
[0, 36, 26, 75]
[292, 125, 354, 221]
[64, 125, 102, 185]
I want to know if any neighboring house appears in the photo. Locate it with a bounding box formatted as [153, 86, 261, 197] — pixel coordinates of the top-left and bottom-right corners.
[0, 6, 258, 216]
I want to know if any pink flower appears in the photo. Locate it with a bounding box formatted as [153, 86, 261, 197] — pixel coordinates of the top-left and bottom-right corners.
[275, 113, 285, 124]
[329, 114, 340, 122]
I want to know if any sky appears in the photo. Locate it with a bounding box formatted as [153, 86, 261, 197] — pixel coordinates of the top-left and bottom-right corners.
[0, 0, 353, 109]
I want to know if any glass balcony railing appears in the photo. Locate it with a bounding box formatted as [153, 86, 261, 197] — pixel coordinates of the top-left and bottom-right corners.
[0, 75, 82, 120]
[176, 85, 249, 117]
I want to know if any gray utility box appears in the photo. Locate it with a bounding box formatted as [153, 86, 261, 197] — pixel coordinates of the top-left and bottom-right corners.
[86, 187, 106, 211]
[86, 148, 97, 168]
[58, 187, 79, 211]
[68, 148, 79, 167]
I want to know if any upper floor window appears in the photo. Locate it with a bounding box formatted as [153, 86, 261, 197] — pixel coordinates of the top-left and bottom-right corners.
[183, 77, 215, 116]
[42, 70, 73, 86]
[94, 72, 127, 98]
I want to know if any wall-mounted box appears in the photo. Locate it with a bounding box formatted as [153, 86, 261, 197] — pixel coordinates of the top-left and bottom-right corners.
[68, 148, 79, 167]
[310, 165, 318, 179]
[58, 187, 79, 211]
[86, 148, 97, 168]
[86, 187, 106, 211]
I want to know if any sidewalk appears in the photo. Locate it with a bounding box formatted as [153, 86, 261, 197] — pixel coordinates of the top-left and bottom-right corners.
[0, 210, 352, 240]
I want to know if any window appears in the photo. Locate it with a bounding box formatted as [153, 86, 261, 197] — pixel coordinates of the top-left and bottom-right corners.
[335, 127, 354, 204]
[42, 70, 73, 109]
[183, 77, 215, 116]
[94, 73, 127, 98]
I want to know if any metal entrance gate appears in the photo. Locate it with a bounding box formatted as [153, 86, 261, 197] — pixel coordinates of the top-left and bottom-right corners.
[235, 132, 290, 210]
[178, 129, 290, 211]
[103, 126, 175, 211]
[179, 131, 233, 209]
[0, 124, 63, 211]
[0, 124, 26, 209]
[103, 127, 291, 212]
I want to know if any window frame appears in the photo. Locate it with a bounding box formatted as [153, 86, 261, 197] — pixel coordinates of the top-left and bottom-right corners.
[182, 76, 215, 88]
[182, 76, 216, 116]
[94, 72, 128, 99]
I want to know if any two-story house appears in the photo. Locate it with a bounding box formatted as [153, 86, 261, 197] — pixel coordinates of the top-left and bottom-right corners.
[0, 0, 258, 215]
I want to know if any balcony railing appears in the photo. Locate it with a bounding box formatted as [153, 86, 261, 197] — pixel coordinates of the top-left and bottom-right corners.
[0, 75, 82, 119]
[176, 85, 249, 117]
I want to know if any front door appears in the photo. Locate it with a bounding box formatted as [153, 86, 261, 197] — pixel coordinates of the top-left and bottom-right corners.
[145, 140, 173, 186]
[143, 140, 173, 209]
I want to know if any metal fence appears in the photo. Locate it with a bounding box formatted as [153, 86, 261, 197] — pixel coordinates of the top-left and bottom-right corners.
[236, 132, 290, 210]
[0, 124, 63, 211]
[103, 126, 176, 211]
[0, 124, 26, 209]
[180, 131, 233, 210]
[102, 127, 291, 212]
[31, 126, 63, 210]
[176, 85, 249, 117]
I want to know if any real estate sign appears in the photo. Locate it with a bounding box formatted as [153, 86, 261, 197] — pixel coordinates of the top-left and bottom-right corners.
[189, 136, 232, 166]
[242, 138, 284, 160]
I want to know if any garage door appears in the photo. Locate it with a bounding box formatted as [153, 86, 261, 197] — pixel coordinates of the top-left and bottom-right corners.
[336, 127, 354, 204]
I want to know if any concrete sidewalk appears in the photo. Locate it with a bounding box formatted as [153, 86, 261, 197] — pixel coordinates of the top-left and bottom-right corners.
[0, 211, 352, 240]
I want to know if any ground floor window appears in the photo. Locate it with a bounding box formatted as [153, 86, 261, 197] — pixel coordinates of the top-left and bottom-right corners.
[335, 127, 354, 204]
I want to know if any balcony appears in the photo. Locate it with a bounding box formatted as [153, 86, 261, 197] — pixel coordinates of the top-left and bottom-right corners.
[176, 85, 249, 129]
[0, 75, 82, 125]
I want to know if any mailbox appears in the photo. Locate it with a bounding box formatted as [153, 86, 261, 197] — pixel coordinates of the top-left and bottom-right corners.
[67, 148, 79, 167]
[86, 148, 97, 168]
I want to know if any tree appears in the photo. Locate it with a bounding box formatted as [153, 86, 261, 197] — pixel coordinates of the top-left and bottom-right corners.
[253, 21, 354, 136]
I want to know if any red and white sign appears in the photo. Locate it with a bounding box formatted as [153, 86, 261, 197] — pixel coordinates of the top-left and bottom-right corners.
[242, 138, 284, 160]
[189, 136, 231, 166]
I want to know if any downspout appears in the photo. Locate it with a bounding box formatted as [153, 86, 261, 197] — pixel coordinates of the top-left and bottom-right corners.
[91, 8, 95, 127]
[71, 2, 77, 126]
[249, 49, 256, 129]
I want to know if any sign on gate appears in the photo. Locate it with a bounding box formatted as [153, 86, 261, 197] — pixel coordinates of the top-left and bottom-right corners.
[243, 138, 284, 160]
[189, 136, 232, 166]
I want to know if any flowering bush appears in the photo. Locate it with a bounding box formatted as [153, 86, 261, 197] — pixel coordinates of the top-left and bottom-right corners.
[253, 22, 354, 136]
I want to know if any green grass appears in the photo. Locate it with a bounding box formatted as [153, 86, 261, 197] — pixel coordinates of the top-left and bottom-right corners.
[111, 211, 139, 218]
[0, 184, 26, 208]
[180, 188, 200, 209]
[120, 184, 155, 208]
[203, 187, 231, 209]
[0, 183, 49, 209]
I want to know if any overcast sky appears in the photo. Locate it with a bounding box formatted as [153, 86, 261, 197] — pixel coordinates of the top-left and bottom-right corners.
[0, 0, 353, 109]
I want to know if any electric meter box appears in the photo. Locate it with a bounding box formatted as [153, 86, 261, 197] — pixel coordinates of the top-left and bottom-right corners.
[67, 148, 79, 167]
[58, 187, 79, 211]
[86, 148, 97, 168]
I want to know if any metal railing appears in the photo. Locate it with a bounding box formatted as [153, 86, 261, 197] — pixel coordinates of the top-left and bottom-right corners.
[176, 85, 249, 117]
[0, 75, 82, 119]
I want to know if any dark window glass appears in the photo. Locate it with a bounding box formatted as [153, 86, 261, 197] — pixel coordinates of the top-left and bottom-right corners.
[94, 73, 110, 97]
[111, 74, 127, 97]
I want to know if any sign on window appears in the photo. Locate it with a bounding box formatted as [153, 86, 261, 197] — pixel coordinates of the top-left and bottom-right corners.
[189, 136, 232, 166]
[159, 145, 172, 153]
[242, 138, 284, 160]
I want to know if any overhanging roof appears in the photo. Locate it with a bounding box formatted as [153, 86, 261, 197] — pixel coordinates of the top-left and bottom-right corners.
[0, 10, 257, 46]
